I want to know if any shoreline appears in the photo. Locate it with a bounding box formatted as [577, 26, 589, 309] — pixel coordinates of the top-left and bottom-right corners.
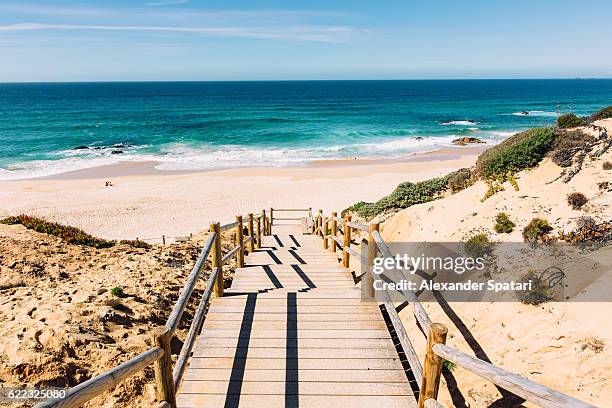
[0, 146, 485, 239]
[17, 145, 487, 181]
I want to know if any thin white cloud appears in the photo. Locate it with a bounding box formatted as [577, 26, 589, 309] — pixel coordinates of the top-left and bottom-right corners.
[0, 23, 353, 43]
[143, 0, 190, 6]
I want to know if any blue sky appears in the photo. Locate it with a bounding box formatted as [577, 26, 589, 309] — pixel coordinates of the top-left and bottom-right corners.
[1, 0, 611, 81]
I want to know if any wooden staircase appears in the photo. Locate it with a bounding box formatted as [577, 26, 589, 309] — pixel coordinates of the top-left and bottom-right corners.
[176, 225, 416, 408]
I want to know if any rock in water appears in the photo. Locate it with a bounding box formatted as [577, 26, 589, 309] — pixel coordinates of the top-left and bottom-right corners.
[452, 137, 485, 146]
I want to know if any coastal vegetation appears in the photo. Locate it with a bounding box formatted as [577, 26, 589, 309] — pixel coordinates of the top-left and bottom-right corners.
[0, 215, 151, 249]
[1, 214, 115, 248]
[494, 212, 515, 233]
[522, 218, 553, 242]
[556, 113, 587, 128]
[567, 192, 588, 210]
[474, 127, 554, 178]
[515, 271, 553, 305]
[344, 106, 612, 219]
[464, 233, 494, 258]
[344, 173, 452, 218]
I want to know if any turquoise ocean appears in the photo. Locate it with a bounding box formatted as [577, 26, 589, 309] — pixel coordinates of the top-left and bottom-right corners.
[0, 79, 611, 180]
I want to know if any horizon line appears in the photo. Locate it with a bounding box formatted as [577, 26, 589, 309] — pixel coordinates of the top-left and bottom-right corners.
[1, 77, 612, 84]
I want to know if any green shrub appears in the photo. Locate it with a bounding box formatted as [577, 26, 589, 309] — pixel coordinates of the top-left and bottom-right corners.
[464, 233, 494, 258]
[344, 174, 451, 218]
[448, 168, 473, 193]
[119, 239, 152, 249]
[515, 271, 552, 305]
[603, 161, 612, 170]
[110, 286, 124, 297]
[567, 192, 588, 210]
[556, 113, 587, 129]
[548, 129, 594, 168]
[589, 106, 612, 121]
[0, 215, 115, 248]
[522, 218, 553, 242]
[494, 212, 515, 233]
[475, 128, 554, 178]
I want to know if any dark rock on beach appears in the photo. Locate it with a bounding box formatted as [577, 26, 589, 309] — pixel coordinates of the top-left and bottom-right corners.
[73, 145, 89, 150]
[452, 137, 485, 146]
[111, 150, 124, 154]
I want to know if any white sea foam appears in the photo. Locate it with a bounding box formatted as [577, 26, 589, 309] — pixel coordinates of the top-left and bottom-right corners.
[0, 132, 506, 180]
[511, 110, 560, 117]
[440, 120, 477, 126]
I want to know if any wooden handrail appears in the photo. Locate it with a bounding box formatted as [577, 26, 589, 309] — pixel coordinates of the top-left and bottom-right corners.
[221, 244, 242, 265]
[173, 266, 220, 388]
[371, 230, 432, 333]
[316, 211, 598, 408]
[333, 235, 343, 249]
[35, 347, 164, 408]
[433, 344, 598, 408]
[33, 206, 270, 408]
[346, 221, 369, 232]
[424, 399, 445, 408]
[272, 208, 311, 212]
[220, 221, 238, 231]
[166, 233, 216, 337]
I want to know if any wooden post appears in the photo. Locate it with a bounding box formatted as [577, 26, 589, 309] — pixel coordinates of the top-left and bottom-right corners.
[247, 213, 255, 252]
[210, 223, 223, 297]
[162, 235, 166, 245]
[365, 223, 380, 298]
[236, 215, 244, 268]
[322, 218, 329, 249]
[342, 215, 352, 267]
[262, 209, 267, 236]
[418, 323, 449, 408]
[152, 327, 177, 408]
[256, 215, 261, 249]
[308, 207, 313, 233]
[330, 211, 338, 252]
[269, 207, 274, 228]
[318, 209, 323, 236]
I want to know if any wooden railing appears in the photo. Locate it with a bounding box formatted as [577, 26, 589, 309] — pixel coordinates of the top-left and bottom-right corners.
[314, 209, 599, 408]
[35, 211, 271, 408]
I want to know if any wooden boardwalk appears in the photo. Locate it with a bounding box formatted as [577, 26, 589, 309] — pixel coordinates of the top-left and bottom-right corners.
[177, 224, 416, 408]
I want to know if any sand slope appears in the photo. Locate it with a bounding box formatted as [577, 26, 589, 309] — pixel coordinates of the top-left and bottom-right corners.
[380, 120, 612, 407]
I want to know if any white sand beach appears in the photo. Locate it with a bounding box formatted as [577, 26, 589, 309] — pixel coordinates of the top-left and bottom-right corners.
[0, 147, 484, 240]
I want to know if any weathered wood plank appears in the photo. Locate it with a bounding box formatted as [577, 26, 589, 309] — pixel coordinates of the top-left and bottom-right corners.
[187, 357, 405, 370]
[198, 329, 392, 339]
[177, 395, 415, 408]
[180, 381, 412, 396]
[194, 337, 394, 349]
[201, 320, 387, 331]
[192, 347, 399, 359]
[183, 368, 408, 383]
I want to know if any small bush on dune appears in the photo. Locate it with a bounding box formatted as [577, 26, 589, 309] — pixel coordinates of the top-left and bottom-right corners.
[110, 286, 124, 297]
[494, 212, 515, 233]
[548, 129, 595, 168]
[1, 215, 115, 248]
[119, 239, 152, 249]
[556, 113, 587, 129]
[589, 106, 612, 121]
[567, 192, 588, 210]
[464, 233, 494, 258]
[522, 218, 553, 242]
[475, 128, 555, 178]
[603, 161, 612, 170]
[448, 168, 473, 193]
[515, 271, 553, 305]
